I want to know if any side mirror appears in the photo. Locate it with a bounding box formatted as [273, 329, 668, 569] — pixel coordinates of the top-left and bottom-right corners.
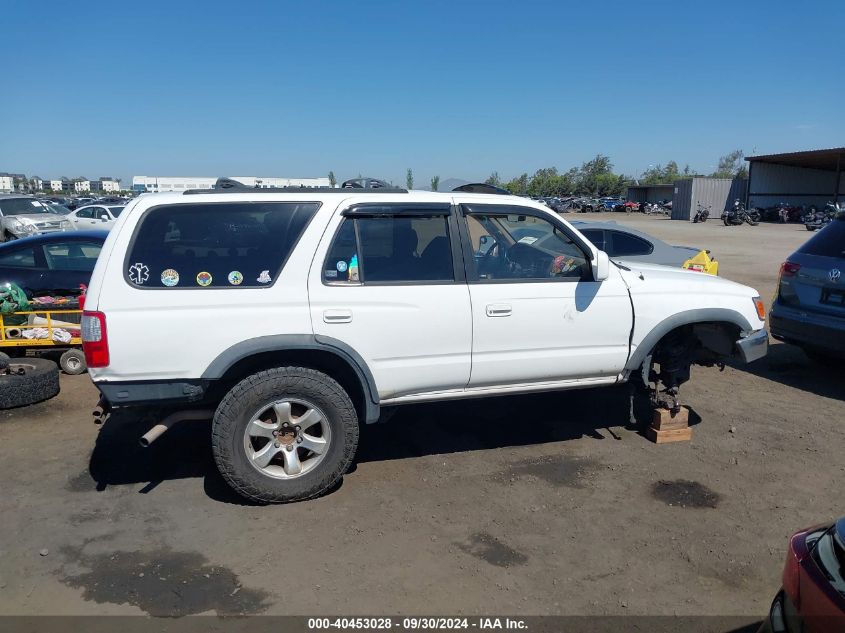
[100, 214, 109, 221]
[592, 249, 610, 282]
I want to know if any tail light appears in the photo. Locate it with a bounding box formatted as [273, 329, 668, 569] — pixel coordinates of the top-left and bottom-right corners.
[779, 261, 801, 278]
[778, 262, 801, 305]
[782, 534, 802, 609]
[81, 311, 109, 368]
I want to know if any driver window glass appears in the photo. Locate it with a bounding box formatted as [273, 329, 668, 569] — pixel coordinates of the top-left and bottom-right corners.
[465, 211, 587, 282]
[76, 207, 93, 219]
[0, 247, 36, 267]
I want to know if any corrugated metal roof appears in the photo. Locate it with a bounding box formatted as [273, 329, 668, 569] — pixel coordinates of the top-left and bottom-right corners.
[746, 147, 845, 171]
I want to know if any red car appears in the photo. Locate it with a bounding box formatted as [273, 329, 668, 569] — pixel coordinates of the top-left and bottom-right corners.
[759, 517, 845, 632]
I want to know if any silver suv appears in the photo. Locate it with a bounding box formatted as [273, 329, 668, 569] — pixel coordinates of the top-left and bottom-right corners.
[0, 194, 73, 241]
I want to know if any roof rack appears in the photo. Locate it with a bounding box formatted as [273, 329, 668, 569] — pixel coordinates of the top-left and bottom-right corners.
[183, 177, 408, 195]
[452, 183, 511, 195]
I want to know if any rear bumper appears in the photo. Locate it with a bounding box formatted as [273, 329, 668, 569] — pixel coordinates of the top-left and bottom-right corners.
[736, 328, 769, 363]
[770, 301, 845, 354]
[96, 380, 207, 407]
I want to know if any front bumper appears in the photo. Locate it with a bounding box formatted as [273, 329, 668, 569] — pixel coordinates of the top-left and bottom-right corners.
[736, 328, 769, 363]
[770, 301, 845, 354]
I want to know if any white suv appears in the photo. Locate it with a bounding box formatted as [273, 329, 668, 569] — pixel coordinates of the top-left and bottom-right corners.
[82, 182, 768, 503]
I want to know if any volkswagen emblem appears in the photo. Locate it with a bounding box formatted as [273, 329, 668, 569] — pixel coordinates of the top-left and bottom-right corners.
[830, 268, 842, 283]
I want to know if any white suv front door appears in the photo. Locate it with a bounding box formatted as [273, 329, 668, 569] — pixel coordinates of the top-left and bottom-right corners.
[308, 203, 472, 401]
[457, 202, 632, 388]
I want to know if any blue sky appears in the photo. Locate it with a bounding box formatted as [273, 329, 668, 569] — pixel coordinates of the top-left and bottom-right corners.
[2, 0, 842, 187]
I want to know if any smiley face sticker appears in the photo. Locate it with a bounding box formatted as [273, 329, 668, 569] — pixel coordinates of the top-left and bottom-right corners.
[228, 271, 243, 286]
[196, 271, 213, 287]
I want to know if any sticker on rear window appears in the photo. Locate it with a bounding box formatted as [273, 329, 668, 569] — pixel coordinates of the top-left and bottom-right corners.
[257, 270, 271, 284]
[336, 260, 348, 273]
[196, 271, 213, 287]
[161, 269, 180, 287]
[228, 271, 243, 286]
[128, 263, 150, 285]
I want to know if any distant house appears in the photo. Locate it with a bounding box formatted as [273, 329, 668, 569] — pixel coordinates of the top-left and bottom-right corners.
[31, 176, 43, 191]
[72, 177, 91, 193]
[91, 177, 121, 192]
[0, 173, 14, 193]
[50, 179, 64, 191]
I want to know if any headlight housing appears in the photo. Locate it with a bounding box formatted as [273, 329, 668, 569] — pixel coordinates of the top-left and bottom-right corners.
[60, 220, 72, 230]
[10, 220, 37, 236]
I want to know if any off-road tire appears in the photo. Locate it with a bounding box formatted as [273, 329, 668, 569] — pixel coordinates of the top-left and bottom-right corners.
[0, 358, 60, 409]
[211, 367, 359, 503]
[59, 349, 87, 375]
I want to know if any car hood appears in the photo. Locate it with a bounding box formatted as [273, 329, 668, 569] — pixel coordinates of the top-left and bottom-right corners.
[5, 213, 67, 224]
[613, 260, 757, 297]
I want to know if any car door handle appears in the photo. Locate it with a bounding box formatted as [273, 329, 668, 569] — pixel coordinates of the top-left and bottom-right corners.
[485, 304, 512, 317]
[323, 309, 353, 324]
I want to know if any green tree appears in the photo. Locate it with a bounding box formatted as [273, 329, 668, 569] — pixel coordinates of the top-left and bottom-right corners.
[406, 168, 414, 190]
[485, 171, 501, 186]
[328, 171, 336, 187]
[430, 175, 440, 191]
[504, 173, 529, 195]
[575, 154, 614, 195]
[711, 150, 748, 179]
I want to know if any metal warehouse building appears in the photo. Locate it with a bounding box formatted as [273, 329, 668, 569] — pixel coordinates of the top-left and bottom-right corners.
[625, 184, 674, 204]
[671, 177, 747, 221]
[745, 147, 844, 210]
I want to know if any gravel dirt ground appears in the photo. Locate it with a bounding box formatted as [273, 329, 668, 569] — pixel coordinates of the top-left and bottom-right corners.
[0, 213, 842, 624]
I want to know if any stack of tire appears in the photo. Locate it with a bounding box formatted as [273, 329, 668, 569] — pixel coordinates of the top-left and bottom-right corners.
[0, 352, 60, 409]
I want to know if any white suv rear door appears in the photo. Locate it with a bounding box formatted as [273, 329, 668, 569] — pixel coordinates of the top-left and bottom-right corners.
[308, 202, 472, 401]
[455, 199, 632, 387]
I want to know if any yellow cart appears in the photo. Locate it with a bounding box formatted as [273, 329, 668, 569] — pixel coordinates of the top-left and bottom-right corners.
[0, 307, 87, 374]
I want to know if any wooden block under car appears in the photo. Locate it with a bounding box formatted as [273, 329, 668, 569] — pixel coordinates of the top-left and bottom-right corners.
[651, 406, 689, 431]
[647, 426, 693, 444]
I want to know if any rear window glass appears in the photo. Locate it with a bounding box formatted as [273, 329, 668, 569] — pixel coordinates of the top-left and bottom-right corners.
[799, 219, 845, 259]
[127, 202, 320, 288]
[609, 231, 653, 256]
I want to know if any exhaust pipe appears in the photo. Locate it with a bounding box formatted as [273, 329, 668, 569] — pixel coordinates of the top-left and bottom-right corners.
[139, 409, 214, 447]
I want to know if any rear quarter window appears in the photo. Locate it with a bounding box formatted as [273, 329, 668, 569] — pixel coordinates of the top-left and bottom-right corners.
[125, 201, 320, 288]
[798, 219, 845, 259]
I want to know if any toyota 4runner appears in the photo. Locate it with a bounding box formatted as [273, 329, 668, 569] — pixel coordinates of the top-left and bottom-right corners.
[82, 181, 768, 503]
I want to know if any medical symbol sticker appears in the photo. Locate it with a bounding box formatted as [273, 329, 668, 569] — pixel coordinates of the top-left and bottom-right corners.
[336, 260, 348, 273]
[128, 263, 150, 285]
[257, 270, 271, 284]
[161, 269, 180, 287]
[228, 271, 243, 286]
[196, 271, 213, 287]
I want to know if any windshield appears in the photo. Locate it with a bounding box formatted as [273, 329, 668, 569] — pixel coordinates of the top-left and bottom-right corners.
[47, 204, 71, 215]
[0, 198, 52, 216]
[108, 206, 125, 217]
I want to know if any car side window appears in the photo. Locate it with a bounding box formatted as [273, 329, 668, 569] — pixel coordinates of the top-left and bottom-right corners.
[0, 246, 37, 268]
[323, 215, 454, 284]
[464, 208, 588, 282]
[608, 231, 653, 257]
[43, 242, 102, 271]
[580, 228, 605, 251]
[76, 207, 93, 219]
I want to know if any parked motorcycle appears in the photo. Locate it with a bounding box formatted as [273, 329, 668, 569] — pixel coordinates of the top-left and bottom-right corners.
[804, 201, 841, 231]
[722, 199, 760, 226]
[693, 203, 710, 223]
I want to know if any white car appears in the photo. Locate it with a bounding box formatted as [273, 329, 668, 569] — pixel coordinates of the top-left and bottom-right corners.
[82, 182, 768, 503]
[68, 204, 125, 231]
